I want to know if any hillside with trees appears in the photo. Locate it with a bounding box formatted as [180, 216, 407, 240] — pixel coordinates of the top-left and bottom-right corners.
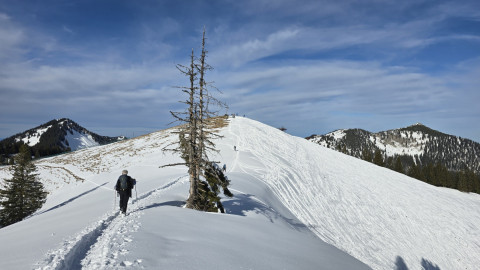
[308, 123, 480, 194]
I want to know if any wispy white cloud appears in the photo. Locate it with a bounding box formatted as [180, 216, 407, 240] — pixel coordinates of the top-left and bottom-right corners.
[62, 25, 74, 34]
[210, 27, 301, 67]
[208, 0, 480, 68]
[0, 0, 478, 142]
[0, 12, 26, 59]
[215, 59, 469, 136]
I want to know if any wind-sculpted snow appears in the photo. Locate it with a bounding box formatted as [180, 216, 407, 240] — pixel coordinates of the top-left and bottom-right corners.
[222, 118, 480, 270]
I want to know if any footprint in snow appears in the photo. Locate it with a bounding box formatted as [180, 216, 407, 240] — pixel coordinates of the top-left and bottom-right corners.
[121, 260, 133, 267]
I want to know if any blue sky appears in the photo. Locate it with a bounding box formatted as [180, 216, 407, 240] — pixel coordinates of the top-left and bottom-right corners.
[0, 0, 479, 142]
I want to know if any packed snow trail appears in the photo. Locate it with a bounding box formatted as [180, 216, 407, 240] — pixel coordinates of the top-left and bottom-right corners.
[35, 176, 188, 270]
[220, 117, 480, 270]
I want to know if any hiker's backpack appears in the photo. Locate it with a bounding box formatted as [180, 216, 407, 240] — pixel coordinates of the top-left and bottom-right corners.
[119, 175, 129, 190]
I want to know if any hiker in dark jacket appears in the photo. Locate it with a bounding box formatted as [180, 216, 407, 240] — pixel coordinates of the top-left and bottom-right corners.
[115, 169, 135, 214]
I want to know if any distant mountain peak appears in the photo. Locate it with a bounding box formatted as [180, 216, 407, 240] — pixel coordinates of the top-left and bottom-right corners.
[0, 119, 124, 163]
[307, 124, 480, 174]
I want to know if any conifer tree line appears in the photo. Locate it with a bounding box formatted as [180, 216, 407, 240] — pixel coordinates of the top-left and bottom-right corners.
[0, 145, 47, 227]
[162, 28, 233, 212]
[359, 148, 480, 194]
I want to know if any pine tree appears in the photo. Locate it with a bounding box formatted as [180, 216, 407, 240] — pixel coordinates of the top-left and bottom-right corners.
[0, 144, 47, 227]
[386, 156, 394, 169]
[393, 157, 404, 174]
[457, 171, 469, 192]
[373, 149, 384, 167]
[407, 163, 423, 181]
[423, 163, 435, 185]
[434, 163, 448, 187]
[362, 148, 373, 163]
[197, 162, 233, 213]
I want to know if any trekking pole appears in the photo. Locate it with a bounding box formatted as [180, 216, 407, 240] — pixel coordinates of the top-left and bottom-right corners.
[114, 189, 116, 210]
[135, 184, 138, 204]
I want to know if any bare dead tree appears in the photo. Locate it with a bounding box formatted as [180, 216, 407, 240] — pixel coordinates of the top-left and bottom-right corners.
[161, 48, 200, 209]
[162, 28, 231, 212]
[193, 28, 232, 211]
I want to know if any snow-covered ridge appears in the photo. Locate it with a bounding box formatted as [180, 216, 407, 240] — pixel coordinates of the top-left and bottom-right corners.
[0, 117, 478, 270]
[0, 122, 369, 270]
[229, 118, 480, 269]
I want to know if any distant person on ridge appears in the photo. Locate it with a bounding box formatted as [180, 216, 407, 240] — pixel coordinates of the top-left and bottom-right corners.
[223, 164, 227, 172]
[115, 169, 135, 215]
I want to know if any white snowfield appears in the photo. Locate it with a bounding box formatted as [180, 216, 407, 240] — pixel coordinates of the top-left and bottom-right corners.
[0, 117, 478, 270]
[370, 130, 430, 157]
[63, 129, 100, 150]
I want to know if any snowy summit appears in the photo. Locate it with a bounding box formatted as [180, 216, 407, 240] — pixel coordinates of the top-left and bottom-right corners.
[12, 118, 104, 150]
[0, 117, 478, 270]
[0, 118, 124, 164]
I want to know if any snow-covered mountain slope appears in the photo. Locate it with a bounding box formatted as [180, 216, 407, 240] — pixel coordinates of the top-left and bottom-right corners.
[227, 118, 480, 269]
[308, 123, 480, 174]
[61, 126, 100, 150]
[0, 117, 479, 269]
[14, 118, 117, 150]
[0, 119, 368, 270]
[0, 118, 124, 163]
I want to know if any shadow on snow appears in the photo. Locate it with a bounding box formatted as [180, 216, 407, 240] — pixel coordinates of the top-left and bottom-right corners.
[139, 201, 185, 211]
[395, 256, 441, 270]
[34, 182, 109, 216]
[222, 193, 308, 230]
[133, 193, 307, 231]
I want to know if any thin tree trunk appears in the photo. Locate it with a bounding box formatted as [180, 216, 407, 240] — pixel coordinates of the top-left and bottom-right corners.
[186, 49, 198, 209]
[196, 28, 207, 182]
